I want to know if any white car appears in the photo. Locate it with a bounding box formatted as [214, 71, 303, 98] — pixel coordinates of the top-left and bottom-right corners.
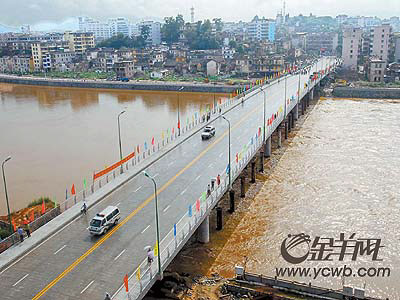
[201, 126, 216, 140]
[88, 206, 120, 235]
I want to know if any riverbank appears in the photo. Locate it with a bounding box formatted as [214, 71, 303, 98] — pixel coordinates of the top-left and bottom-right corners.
[0, 74, 238, 93]
[333, 86, 400, 99]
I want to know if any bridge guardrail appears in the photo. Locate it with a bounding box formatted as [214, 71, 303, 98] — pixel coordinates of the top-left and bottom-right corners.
[113, 58, 338, 300]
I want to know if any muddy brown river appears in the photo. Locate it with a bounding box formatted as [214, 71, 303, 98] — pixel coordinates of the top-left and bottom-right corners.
[0, 83, 226, 212]
[205, 98, 400, 299]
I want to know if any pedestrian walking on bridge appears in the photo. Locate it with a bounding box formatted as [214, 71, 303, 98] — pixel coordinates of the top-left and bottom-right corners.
[17, 227, 24, 242]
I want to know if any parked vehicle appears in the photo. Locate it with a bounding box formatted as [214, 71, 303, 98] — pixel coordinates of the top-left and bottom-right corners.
[120, 78, 129, 82]
[88, 206, 120, 235]
[201, 125, 216, 140]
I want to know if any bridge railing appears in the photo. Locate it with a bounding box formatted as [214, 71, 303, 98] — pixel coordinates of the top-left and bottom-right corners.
[113, 59, 339, 300]
[113, 125, 265, 300]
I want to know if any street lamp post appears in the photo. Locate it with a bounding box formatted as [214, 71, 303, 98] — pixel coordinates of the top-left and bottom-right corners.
[117, 110, 126, 161]
[177, 87, 184, 136]
[142, 171, 162, 280]
[261, 87, 266, 143]
[221, 116, 232, 189]
[2, 156, 12, 233]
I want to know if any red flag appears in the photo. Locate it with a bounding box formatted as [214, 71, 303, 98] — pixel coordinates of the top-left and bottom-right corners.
[71, 184, 76, 195]
[30, 210, 34, 222]
[177, 120, 180, 129]
[137, 145, 140, 153]
[41, 199, 46, 214]
[151, 137, 155, 145]
[11, 218, 16, 232]
[124, 274, 129, 292]
[236, 153, 238, 163]
[196, 199, 200, 212]
[172, 127, 174, 134]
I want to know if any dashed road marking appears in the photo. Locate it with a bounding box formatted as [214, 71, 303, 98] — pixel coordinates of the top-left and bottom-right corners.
[80, 280, 94, 294]
[195, 175, 201, 181]
[54, 245, 67, 255]
[163, 205, 170, 213]
[141, 225, 150, 234]
[180, 188, 187, 195]
[134, 186, 142, 193]
[13, 274, 29, 287]
[219, 152, 224, 158]
[114, 249, 126, 261]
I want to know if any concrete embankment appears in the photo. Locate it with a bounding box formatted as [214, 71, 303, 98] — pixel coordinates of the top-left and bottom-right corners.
[0, 75, 238, 93]
[333, 86, 400, 99]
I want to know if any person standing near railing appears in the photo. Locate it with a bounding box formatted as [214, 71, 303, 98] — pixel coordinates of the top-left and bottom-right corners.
[17, 227, 24, 242]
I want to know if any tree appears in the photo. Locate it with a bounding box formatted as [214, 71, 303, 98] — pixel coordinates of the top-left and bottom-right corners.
[228, 40, 237, 49]
[97, 33, 133, 49]
[213, 18, 223, 32]
[161, 15, 184, 45]
[184, 19, 221, 50]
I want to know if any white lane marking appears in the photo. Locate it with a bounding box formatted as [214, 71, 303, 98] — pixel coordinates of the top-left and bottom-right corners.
[116, 202, 121, 207]
[134, 186, 142, 193]
[80, 280, 94, 294]
[53, 245, 67, 255]
[168, 161, 174, 166]
[114, 249, 126, 261]
[208, 163, 213, 168]
[195, 175, 201, 181]
[12, 274, 29, 287]
[180, 188, 187, 195]
[163, 205, 171, 213]
[219, 152, 224, 158]
[182, 151, 186, 155]
[141, 225, 150, 234]
[153, 173, 159, 178]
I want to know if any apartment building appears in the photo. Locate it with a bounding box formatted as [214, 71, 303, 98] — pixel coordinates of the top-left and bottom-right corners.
[31, 42, 69, 71]
[342, 27, 362, 70]
[138, 21, 161, 45]
[370, 24, 391, 62]
[109, 18, 130, 36]
[63, 32, 95, 54]
[0, 56, 31, 73]
[246, 16, 276, 42]
[306, 32, 339, 54]
[367, 57, 385, 82]
[78, 17, 111, 41]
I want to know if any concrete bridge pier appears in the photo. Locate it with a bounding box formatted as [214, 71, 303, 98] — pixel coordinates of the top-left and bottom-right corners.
[284, 120, 289, 139]
[216, 207, 223, 230]
[251, 161, 256, 183]
[290, 112, 295, 128]
[301, 99, 305, 115]
[310, 88, 314, 102]
[276, 125, 282, 148]
[259, 151, 264, 172]
[287, 115, 292, 132]
[240, 176, 246, 198]
[294, 104, 299, 121]
[229, 190, 235, 213]
[198, 215, 210, 243]
[264, 136, 272, 157]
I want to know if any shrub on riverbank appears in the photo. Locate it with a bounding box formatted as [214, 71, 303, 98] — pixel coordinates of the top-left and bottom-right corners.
[28, 197, 55, 208]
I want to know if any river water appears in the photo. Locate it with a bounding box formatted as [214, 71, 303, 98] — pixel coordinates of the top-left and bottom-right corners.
[202, 98, 400, 299]
[0, 83, 226, 213]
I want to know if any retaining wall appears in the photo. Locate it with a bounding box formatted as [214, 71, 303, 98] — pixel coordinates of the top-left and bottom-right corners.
[0, 75, 237, 93]
[333, 86, 400, 99]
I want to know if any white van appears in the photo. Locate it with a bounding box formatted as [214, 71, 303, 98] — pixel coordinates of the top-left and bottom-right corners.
[88, 206, 120, 235]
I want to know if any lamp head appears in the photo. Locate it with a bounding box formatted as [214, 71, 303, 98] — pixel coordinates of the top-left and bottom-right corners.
[4, 156, 11, 163]
[142, 170, 150, 178]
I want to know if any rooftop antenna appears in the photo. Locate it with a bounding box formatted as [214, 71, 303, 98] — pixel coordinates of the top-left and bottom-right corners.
[283, 0, 286, 23]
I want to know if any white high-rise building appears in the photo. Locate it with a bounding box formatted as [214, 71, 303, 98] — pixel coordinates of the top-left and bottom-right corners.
[109, 17, 130, 36]
[370, 24, 391, 62]
[138, 21, 161, 45]
[342, 27, 362, 70]
[247, 16, 276, 42]
[78, 17, 111, 41]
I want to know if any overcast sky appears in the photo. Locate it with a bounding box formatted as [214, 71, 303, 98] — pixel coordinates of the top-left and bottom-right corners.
[1, 0, 400, 27]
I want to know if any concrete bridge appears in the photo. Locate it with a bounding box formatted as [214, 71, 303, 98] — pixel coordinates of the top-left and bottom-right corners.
[0, 57, 339, 300]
